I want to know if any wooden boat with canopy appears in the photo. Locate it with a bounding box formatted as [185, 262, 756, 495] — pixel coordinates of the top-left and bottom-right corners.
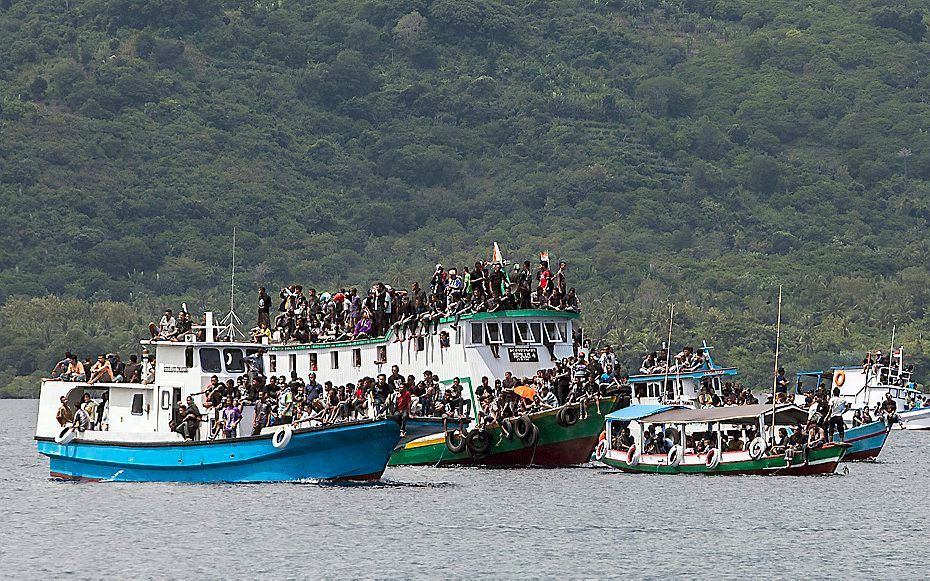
[595, 404, 848, 475]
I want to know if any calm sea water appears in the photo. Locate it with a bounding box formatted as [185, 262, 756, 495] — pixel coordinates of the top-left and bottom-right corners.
[2, 398, 927, 579]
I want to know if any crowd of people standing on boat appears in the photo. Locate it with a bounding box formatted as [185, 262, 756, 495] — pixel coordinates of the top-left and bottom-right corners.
[172, 348, 621, 440]
[245, 258, 578, 345]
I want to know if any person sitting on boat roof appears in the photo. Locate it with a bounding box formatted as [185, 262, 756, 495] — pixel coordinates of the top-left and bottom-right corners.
[154, 309, 176, 340]
[87, 354, 114, 385]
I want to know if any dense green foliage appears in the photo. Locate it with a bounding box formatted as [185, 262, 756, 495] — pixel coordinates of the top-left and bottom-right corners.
[2, 0, 930, 397]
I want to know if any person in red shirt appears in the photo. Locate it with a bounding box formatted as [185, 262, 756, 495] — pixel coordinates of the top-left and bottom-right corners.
[536, 260, 552, 298]
[395, 382, 413, 436]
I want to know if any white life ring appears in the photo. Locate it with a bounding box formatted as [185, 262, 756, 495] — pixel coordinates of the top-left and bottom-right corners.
[705, 448, 721, 469]
[626, 444, 640, 467]
[55, 426, 76, 445]
[272, 424, 293, 449]
[748, 437, 766, 460]
[667, 445, 683, 467]
[595, 440, 608, 461]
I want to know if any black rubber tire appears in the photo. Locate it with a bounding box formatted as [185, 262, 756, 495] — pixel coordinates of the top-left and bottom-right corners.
[500, 418, 515, 440]
[445, 430, 467, 454]
[514, 415, 532, 440]
[466, 428, 492, 457]
[524, 424, 539, 447]
[557, 406, 579, 428]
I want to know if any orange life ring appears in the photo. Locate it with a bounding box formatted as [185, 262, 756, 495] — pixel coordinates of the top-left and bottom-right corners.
[598, 430, 606, 442]
[835, 371, 846, 387]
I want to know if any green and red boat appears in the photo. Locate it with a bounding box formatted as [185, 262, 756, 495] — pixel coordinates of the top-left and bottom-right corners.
[596, 404, 848, 475]
[389, 397, 619, 467]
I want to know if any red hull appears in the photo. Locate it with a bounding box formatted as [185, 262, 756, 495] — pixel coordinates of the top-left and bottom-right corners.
[842, 448, 882, 462]
[435, 435, 598, 467]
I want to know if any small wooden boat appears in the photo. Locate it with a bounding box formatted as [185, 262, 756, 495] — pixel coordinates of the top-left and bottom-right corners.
[596, 404, 848, 475]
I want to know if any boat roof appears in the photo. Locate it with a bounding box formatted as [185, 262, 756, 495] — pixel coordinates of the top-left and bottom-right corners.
[627, 366, 738, 384]
[642, 404, 809, 425]
[605, 404, 682, 422]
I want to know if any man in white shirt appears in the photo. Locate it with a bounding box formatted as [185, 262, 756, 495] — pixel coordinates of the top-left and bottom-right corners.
[158, 309, 177, 340]
[828, 387, 849, 441]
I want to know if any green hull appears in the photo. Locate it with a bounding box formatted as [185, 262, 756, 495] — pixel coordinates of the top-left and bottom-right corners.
[389, 398, 618, 467]
[601, 444, 846, 475]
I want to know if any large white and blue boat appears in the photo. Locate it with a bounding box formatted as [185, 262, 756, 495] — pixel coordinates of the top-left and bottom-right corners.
[34, 313, 441, 482]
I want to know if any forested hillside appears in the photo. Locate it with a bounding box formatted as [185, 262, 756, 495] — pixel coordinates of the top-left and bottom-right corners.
[2, 0, 930, 396]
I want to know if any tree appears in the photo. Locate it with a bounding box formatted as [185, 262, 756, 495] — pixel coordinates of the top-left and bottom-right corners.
[746, 155, 780, 194]
[393, 11, 427, 48]
[635, 76, 694, 117]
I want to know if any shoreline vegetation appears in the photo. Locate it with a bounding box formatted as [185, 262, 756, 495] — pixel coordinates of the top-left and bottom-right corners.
[2, 0, 930, 397]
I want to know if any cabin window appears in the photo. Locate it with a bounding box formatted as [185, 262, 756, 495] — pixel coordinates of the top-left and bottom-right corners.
[501, 322, 514, 345]
[309, 352, 318, 371]
[516, 322, 536, 344]
[557, 322, 568, 343]
[185, 347, 194, 368]
[454, 326, 462, 345]
[200, 348, 221, 373]
[289, 354, 296, 373]
[131, 393, 144, 415]
[530, 322, 542, 344]
[470, 323, 484, 345]
[543, 322, 561, 343]
[331, 351, 339, 369]
[353, 349, 362, 368]
[160, 390, 170, 410]
[377, 346, 387, 363]
[224, 349, 245, 373]
[414, 336, 424, 352]
[485, 323, 503, 345]
[269, 355, 277, 373]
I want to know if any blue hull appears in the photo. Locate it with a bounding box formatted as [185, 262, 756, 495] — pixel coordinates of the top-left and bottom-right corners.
[37, 420, 401, 483]
[834, 421, 889, 461]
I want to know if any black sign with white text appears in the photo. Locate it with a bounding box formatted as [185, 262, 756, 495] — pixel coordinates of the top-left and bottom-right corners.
[508, 347, 539, 363]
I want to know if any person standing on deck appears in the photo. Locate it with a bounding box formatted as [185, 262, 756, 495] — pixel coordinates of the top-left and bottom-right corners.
[828, 387, 848, 441]
[257, 287, 272, 328]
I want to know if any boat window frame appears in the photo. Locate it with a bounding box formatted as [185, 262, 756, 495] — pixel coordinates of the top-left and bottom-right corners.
[543, 322, 561, 343]
[223, 348, 245, 373]
[529, 322, 542, 345]
[353, 348, 362, 368]
[485, 322, 503, 345]
[516, 322, 536, 344]
[199, 348, 222, 373]
[309, 352, 318, 371]
[268, 354, 277, 373]
[500, 322, 515, 345]
[470, 323, 484, 345]
[131, 393, 144, 416]
[557, 322, 568, 343]
[331, 351, 339, 370]
[160, 390, 170, 410]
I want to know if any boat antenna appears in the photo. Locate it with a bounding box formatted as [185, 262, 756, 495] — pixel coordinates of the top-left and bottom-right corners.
[219, 226, 244, 340]
[889, 323, 896, 382]
[770, 285, 783, 436]
[664, 303, 674, 403]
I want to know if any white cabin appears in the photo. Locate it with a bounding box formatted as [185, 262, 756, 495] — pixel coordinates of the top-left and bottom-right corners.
[36, 309, 579, 440]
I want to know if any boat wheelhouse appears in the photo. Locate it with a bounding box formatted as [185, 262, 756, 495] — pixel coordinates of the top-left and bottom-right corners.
[596, 404, 848, 475]
[796, 347, 928, 431]
[626, 343, 738, 407]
